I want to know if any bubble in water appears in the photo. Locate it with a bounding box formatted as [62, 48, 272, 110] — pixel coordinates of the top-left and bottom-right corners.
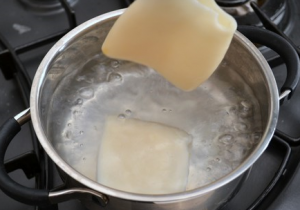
[99, 63, 106, 70]
[107, 72, 122, 83]
[239, 110, 252, 118]
[218, 134, 234, 145]
[229, 144, 248, 161]
[236, 133, 252, 149]
[79, 131, 84, 135]
[227, 106, 237, 115]
[73, 110, 81, 115]
[92, 63, 106, 75]
[80, 144, 83, 147]
[65, 131, 72, 139]
[169, 109, 173, 112]
[111, 60, 120, 68]
[118, 114, 126, 119]
[206, 167, 212, 172]
[162, 109, 167, 113]
[125, 109, 132, 116]
[239, 100, 253, 118]
[251, 132, 262, 144]
[221, 149, 233, 160]
[76, 98, 83, 105]
[240, 100, 252, 111]
[234, 123, 248, 131]
[76, 75, 94, 83]
[72, 141, 79, 147]
[67, 123, 72, 127]
[216, 157, 221, 162]
[73, 110, 82, 119]
[76, 75, 86, 82]
[78, 87, 94, 99]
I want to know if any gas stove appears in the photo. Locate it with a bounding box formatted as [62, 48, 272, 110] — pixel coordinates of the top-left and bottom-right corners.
[0, 0, 300, 210]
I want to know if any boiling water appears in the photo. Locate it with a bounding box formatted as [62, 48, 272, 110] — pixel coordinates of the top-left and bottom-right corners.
[48, 52, 262, 191]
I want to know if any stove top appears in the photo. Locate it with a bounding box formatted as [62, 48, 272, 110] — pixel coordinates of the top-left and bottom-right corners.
[0, 0, 300, 210]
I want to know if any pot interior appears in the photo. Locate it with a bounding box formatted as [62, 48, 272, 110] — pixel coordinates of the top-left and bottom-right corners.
[36, 13, 275, 195]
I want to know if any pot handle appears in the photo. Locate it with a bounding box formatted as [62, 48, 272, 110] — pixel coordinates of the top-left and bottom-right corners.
[0, 109, 108, 207]
[238, 26, 300, 100]
[0, 109, 50, 206]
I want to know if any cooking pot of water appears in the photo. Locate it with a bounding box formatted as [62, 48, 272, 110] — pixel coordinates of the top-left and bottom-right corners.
[0, 9, 298, 210]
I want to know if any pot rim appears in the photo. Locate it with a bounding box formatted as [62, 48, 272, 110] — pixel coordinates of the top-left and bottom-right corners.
[30, 9, 279, 202]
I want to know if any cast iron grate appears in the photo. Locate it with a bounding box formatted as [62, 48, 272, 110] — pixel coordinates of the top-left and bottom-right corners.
[0, 0, 77, 209]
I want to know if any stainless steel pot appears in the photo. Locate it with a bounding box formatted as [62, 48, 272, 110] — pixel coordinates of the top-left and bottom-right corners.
[0, 9, 299, 210]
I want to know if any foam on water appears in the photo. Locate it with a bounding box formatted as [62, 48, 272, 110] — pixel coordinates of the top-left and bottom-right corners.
[48, 52, 262, 191]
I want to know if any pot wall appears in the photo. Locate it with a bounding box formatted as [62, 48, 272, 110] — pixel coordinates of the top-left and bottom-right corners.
[60, 169, 248, 210]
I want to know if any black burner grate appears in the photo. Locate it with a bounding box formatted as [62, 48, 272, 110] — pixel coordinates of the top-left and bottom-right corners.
[0, 0, 77, 209]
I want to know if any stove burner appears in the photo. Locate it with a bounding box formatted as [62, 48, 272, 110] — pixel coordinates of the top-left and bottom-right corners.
[19, 0, 78, 15]
[216, 0, 249, 7]
[217, 0, 269, 17]
[219, 0, 288, 29]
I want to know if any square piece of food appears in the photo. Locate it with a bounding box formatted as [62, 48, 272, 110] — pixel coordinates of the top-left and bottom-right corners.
[102, 0, 237, 91]
[97, 116, 192, 194]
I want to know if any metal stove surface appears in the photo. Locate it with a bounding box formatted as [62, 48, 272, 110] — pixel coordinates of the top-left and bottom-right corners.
[0, 0, 300, 210]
